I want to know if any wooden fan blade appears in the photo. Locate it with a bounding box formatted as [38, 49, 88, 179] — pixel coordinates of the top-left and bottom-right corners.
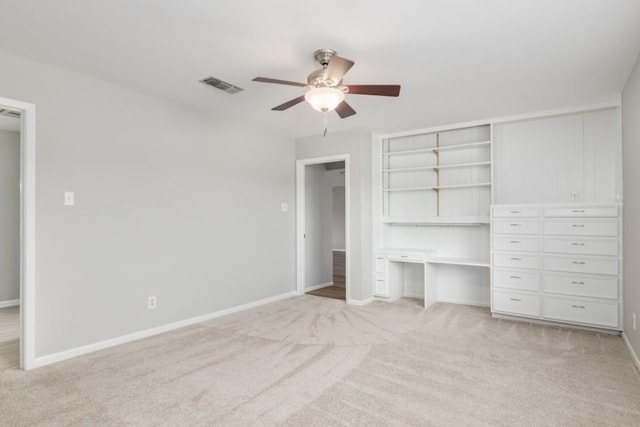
[272, 95, 306, 111]
[346, 85, 401, 97]
[253, 77, 307, 87]
[324, 55, 355, 84]
[335, 101, 356, 119]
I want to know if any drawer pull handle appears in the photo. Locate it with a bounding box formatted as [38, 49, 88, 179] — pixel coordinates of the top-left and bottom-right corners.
[572, 261, 586, 265]
[572, 224, 585, 228]
[510, 240, 521, 244]
[571, 242, 585, 246]
[510, 276, 522, 279]
[400, 256, 408, 258]
[572, 305, 586, 309]
[510, 210, 522, 213]
[572, 210, 586, 213]
[571, 281, 585, 285]
[510, 298, 522, 302]
[510, 224, 521, 227]
[510, 257, 522, 261]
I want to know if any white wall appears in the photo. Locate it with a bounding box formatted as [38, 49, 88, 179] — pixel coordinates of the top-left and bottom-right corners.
[622, 53, 640, 359]
[0, 128, 20, 303]
[0, 50, 296, 358]
[296, 129, 373, 302]
[304, 164, 333, 288]
[332, 184, 345, 249]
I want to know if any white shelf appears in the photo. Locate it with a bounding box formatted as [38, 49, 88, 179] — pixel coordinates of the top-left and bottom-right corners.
[382, 141, 491, 156]
[382, 161, 491, 173]
[383, 182, 491, 192]
[427, 257, 490, 267]
[383, 216, 489, 225]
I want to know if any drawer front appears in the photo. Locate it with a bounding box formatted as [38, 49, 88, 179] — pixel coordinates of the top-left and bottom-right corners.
[543, 256, 618, 275]
[493, 207, 541, 218]
[493, 220, 540, 235]
[543, 273, 618, 300]
[493, 290, 540, 317]
[542, 221, 618, 237]
[374, 273, 388, 297]
[375, 257, 386, 273]
[543, 206, 618, 218]
[493, 253, 541, 270]
[543, 238, 618, 256]
[543, 296, 619, 328]
[493, 236, 540, 252]
[387, 253, 424, 263]
[493, 269, 540, 291]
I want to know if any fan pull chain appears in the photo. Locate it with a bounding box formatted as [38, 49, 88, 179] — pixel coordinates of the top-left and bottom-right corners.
[323, 112, 328, 137]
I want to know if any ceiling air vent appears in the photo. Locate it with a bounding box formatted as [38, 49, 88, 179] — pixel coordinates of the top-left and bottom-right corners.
[199, 76, 244, 94]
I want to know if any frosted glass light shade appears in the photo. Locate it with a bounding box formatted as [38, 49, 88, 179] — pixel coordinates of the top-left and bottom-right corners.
[304, 87, 345, 112]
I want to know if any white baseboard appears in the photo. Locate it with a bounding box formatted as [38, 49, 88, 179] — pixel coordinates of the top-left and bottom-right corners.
[0, 299, 19, 308]
[347, 297, 374, 306]
[622, 332, 640, 374]
[304, 282, 334, 292]
[34, 291, 296, 369]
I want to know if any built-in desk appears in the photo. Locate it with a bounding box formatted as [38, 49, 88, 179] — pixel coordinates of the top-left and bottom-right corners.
[374, 248, 490, 307]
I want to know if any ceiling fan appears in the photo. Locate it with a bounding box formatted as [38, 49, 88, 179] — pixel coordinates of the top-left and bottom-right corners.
[252, 48, 401, 119]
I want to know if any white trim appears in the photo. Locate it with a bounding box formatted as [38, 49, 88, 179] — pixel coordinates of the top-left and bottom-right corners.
[33, 291, 296, 369]
[378, 99, 621, 139]
[347, 297, 375, 306]
[0, 96, 36, 371]
[296, 154, 351, 303]
[622, 333, 640, 374]
[492, 312, 621, 334]
[304, 282, 334, 292]
[0, 299, 20, 308]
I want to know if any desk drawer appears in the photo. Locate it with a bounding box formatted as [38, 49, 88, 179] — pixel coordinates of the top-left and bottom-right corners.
[374, 273, 388, 297]
[543, 256, 618, 276]
[494, 253, 540, 270]
[543, 238, 618, 256]
[493, 236, 540, 252]
[543, 273, 618, 300]
[387, 253, 424, 263]
[543, 296, 618, 328]
[493, 269, 539, 291]
[493, 207, 541, 218]
[543, 206, 618, 218]
[543, 221, 617, 237]
[493, 289, 540, 317]
[493, 220, 540, 235]
[375, 256, 386, 273]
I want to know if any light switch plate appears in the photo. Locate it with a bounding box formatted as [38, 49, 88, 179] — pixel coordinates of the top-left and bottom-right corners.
[281, 203, 288, 212]
[64, 192, 74, 206]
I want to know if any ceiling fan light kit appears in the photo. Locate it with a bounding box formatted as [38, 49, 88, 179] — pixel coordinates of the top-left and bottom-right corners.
[252, 48, 401, 128]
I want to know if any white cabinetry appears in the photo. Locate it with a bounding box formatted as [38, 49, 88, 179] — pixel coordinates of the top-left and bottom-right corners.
[490, 204, 621, 330]
[376, 124, 491, 306]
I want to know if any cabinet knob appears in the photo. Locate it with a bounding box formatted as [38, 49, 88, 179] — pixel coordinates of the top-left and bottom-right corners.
[571, 305, 586, 309]
[571, 242, 585, 246]
[571, 281, 585, 285]
[572, 261, 586, 265]
[572, 210, 586, 213]
[510, 210, 522, 213]
[510, 257, 522, 261]
[510, 223, 521, 227]
[510, 276, 522, 279]
[510, 240, 521, 244]
[510, 298, 522, 302]
[571, 224, 585, 228]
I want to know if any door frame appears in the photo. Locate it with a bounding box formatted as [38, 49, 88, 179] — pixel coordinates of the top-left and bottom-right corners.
[296, 154, 350, 302]
[0, 96, 36, 370]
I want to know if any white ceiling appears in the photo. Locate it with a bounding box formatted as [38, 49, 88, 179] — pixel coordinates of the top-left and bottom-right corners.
[1, 0, 639, 138]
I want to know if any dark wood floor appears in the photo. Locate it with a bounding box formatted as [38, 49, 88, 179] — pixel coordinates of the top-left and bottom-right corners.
[306, 285, 345, 301]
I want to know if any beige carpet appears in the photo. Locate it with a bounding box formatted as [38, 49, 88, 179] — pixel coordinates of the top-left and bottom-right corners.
[1, 296, 639, 426]
[0, 306, 19, 370]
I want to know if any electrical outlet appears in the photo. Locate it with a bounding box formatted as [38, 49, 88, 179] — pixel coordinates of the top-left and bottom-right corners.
[633, 313, 637, 330]
[570, 191, 579, 201]
[148, 296, 157, 310]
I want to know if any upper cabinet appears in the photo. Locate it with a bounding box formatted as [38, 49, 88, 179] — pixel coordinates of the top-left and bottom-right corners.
[493, 108, 622, 204]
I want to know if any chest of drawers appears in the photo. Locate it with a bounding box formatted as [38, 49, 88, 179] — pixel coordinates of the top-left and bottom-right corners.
[490, 204, 621, 330]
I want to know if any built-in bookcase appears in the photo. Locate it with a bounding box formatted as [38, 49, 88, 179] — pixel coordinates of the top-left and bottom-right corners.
[382, 125, 491, 224]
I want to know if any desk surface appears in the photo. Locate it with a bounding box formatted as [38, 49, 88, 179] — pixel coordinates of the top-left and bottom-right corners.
[380, 248, 489, 268]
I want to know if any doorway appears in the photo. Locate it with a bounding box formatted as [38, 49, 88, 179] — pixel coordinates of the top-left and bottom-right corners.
[0, 97, 36, 370]
[296, 155, 350, 302]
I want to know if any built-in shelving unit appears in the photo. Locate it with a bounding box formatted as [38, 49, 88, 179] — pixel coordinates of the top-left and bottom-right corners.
[375, 124, 492, 307]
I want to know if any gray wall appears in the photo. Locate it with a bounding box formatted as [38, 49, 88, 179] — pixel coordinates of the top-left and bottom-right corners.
[332, 184, 345, 249]
[304, 164, 333, 288]
[623, 52, 640, 359]
[0, 129, 20, 303]
[0, 50, 296, 358]
[296, 129, 373, 302]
